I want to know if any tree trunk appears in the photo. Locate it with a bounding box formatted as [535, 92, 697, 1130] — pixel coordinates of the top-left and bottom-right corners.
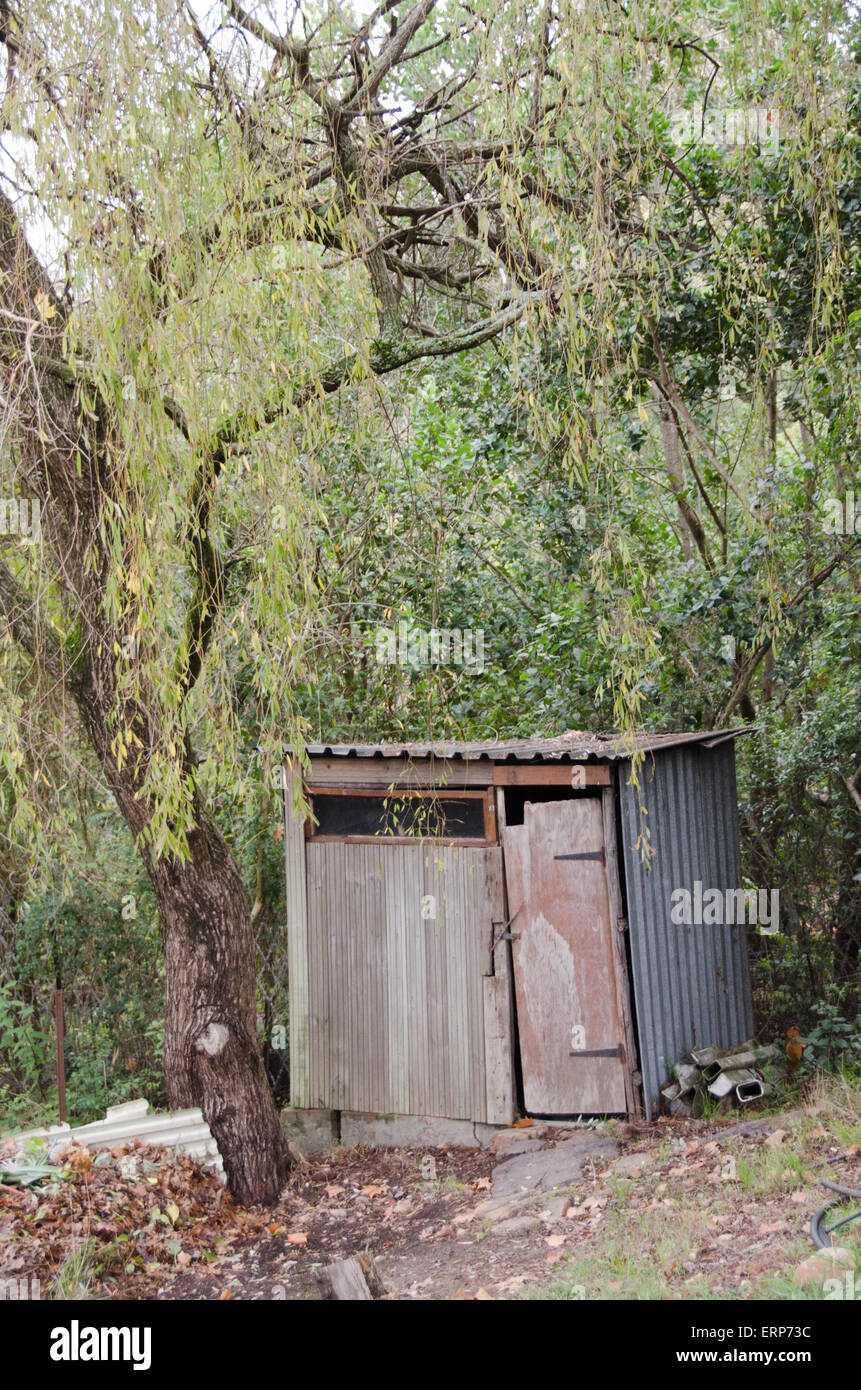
[654, 393, 693, 561]
[0, 189, 289, 1206]
[75, 682, 288, 1206]
[153, 818, 289, 1206]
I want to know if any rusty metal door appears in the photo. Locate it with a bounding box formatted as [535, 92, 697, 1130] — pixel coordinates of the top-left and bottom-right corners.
[503, 798, 628, 1114]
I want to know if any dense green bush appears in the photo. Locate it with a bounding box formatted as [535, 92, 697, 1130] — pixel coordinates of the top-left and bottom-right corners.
[0, 872, 166, 1130]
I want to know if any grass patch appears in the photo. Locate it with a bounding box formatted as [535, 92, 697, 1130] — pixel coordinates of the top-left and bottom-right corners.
[53, 1237, 98, 1300]
[529, 1200, 716, 1300]
[530, 1074, 861, 1301]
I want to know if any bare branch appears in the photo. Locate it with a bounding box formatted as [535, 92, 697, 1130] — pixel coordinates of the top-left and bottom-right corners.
[227, 0, 340, 120]
[647, 380, 712, 569]
[208, 290, 546, 469]
[348, 0, 438, 106]
[648, 334, 755, 519]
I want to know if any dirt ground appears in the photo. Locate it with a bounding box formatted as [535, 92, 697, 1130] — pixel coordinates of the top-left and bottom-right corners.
[2, 1095, 860, 1301]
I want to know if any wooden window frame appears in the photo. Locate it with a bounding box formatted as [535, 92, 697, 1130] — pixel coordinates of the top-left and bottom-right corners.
[304, 786, 497, 846]
[492, 764, 611, 787]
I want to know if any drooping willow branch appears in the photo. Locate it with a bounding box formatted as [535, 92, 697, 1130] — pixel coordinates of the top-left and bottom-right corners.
[717, 539, 861, 724]
[173, 290, 547, 698]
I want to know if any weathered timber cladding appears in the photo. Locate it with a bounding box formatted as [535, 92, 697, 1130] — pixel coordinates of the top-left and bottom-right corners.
[504, 799, 628, 1113]
[618, 742, 754, 1120]
[283, 768, 311, 1107]
[283, 732, 752, 1127]
[302, 842, 506, 1120]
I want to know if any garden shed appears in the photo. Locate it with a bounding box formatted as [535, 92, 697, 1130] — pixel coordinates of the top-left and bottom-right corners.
[281, 729, 755, 1128]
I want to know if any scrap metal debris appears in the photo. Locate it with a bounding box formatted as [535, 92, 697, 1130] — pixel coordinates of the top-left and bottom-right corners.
[2, 1098, 224, 1185]
[662, 1041, 785, 1116]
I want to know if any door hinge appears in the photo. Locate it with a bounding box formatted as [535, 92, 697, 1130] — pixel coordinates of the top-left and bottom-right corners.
[554, 849, 605, 864]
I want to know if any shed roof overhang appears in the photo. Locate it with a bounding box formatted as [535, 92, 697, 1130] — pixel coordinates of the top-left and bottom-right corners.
[283, 727, 755, 767]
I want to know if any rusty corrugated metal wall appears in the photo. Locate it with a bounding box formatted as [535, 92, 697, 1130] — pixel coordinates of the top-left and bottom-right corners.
[618, 742, 754, 1120]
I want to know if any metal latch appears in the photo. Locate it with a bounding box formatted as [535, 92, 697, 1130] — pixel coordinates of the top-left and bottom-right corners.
[490, 905, 522, 953]
[569, 1043, 626, 1062]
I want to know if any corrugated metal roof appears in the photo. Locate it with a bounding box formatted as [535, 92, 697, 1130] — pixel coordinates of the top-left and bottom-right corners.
[290, 727, 755, 764]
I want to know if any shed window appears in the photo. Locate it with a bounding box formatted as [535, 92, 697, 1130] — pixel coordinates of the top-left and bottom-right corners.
[306, 789, 493, 843]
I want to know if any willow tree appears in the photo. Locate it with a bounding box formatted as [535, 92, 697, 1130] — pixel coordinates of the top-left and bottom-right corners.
[0, 0, 854, 1200]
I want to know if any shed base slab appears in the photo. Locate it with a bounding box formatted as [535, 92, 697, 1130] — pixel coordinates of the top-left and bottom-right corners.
[341, 1112, 498, 1149]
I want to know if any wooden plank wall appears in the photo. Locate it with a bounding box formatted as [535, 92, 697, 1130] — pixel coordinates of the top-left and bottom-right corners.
[305, 757, 492, 788]
[601, 783, 642, 1117]
[302, 841, 508, 1121]
[283, 766, 311, 1107]
[484, 795, 517, 1124]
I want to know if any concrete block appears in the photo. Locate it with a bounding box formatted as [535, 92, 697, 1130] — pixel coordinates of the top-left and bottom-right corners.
[703, 1051, 757, 1081]
[281, 1107, 339, 1155]
[340, 1111, 496, 1149]
[708, 1067, 757, 1099]
[689, 1045, 719, 1067]
[675, 1064, 700, 1094]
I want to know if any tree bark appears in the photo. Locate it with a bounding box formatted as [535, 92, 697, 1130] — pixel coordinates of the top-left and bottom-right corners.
[71, 673, 289, 1206]
[154, 821, 289, 1207]
[650, 382, 693, 561]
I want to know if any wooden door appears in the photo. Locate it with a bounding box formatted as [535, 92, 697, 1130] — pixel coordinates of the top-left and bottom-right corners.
[503, 799, 628, 1114]
[303, 842, 511, 1121]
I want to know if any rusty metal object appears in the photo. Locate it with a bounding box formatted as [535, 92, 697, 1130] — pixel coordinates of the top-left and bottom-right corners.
[291, 727, 754, 765]
[54, 988, 66, 1125]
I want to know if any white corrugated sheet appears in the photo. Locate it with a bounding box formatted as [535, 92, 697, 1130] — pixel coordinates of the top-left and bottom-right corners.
[12, 1098, 225, 1181]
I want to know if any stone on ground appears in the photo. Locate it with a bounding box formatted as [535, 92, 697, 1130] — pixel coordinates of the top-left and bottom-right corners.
[793, 1247, 855, 1287]
[612, 1151, 652, 1178]
[491, 1133, 619, 1198]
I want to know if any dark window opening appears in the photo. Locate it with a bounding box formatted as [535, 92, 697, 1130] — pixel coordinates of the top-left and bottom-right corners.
[503, 784, 600, 826]
[308, 790, 489, 841]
